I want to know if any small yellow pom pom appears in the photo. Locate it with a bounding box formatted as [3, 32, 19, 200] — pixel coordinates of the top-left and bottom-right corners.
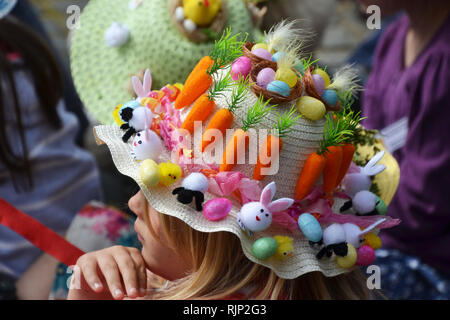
[113, 104, 125, 126]
[312, 68, 331, 87]
[364, 233, 382, 250]
[336, 243, 357, 269]
[275, 67, 298, 88]
[158, 161, 182, 186]
[273, 235, 293, 260]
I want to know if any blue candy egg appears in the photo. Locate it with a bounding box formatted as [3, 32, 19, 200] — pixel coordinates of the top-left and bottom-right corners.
[321, 89, 338, 106]
[298, 213, 323, 242]
[294, 59, 305, 75]
[266, 80, 290, 97]
[271, 51, 286, 62]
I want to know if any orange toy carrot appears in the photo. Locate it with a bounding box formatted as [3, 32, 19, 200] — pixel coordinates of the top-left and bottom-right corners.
[175, 57, 213, 110]
[295, 152, 327, 200]
[253, 105, 301, 180]
[335, 143, 355, 188]
[295, 114, 351, 200]
[220, 94, 273, 172]
[200, 75, 250, 152]
[176, 28, 246, 110]
[323, 145, 343, 196]
[333, 89, 363, 188]
[181, 72, 232, 134]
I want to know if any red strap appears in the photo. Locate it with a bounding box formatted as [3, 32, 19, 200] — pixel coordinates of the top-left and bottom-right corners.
[0, 198, 85, 266]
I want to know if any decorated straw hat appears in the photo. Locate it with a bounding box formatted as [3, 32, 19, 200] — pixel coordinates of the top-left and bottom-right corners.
[91, 25, 401, 279]
[70, 0, 259, 125]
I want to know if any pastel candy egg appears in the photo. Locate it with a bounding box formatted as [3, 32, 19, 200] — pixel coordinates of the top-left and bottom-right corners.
[203, 198, 232, 221]
[298, 213, 323, 242]
[322, 89, 338, 106]
[312, 74, 325, 95]
[266, 80, 290, 97]
[356, 245, 376, 266]
[336, 243, 357, 268]
[231, 56, 252, 81]
[312, 68, 331, 87]
[139, 159, 160, 188]
[252, 48, 272, 61]
[294, 60, 305, 75]
[183, 19, 196, 32]
[296, 96, 326, 121]
[251, 237, 278, 260]
[251, 43, 269, 52]
[275, 67, 298, 88]
[375, 195, 387, 215]
[256, 68, 276, 88]
[271, 51, 286, 62]
[364, 233, 382, 250]
[174, 6, 184, 21]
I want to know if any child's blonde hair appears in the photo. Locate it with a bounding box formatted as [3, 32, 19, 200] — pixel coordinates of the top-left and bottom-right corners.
[145, 201, 371, 300]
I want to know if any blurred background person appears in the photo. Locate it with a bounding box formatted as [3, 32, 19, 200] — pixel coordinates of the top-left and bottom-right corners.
[0, 1, 102, 299]
[357, 0, 450, 299]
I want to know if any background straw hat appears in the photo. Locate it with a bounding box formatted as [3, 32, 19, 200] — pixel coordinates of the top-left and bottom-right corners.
[70, 0, 256, 125]
[93, 69, 401, 279]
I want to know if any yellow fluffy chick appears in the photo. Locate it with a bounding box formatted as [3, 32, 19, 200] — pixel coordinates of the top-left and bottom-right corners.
[273, 236, 293, 260]
[183, 0, 221, 27]
[158, 161, 182, 186]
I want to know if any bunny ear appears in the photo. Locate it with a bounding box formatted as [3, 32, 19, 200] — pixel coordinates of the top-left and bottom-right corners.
[132, 76, 144, 97]
[361, 151, 385, 176]
[260, 182, 276, 206]
[142, 69, 152, 94]
[363, 164, 386, 176]
[267, 198, 294, 213]
[359, 218, 387, 236]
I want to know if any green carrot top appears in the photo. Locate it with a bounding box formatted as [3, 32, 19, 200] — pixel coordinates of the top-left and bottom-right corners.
[241, 94, 274, 131]
[271, 104, 302, 138]
[318, 113, 352, 155]
[226, 75, 250, 114]
[207, 71, 232, 100]
[208, 28, 247, 76]
[335, 90, 364, 144]
[302, 53, 321, 71]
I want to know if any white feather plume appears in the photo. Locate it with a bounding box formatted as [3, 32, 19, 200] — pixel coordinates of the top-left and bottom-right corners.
[327, 64, 362, 95]
[264, 19, 303, 53]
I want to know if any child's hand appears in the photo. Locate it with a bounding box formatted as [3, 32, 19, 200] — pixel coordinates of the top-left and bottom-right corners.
[68, 246, 148, 300]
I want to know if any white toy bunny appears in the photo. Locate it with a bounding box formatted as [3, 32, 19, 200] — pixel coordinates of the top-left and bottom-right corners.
[343, 150, 386, 197]
[132, 68, 152, 101]
[130, 104, 162, 161]
[237, 182, 294, 235]
[130, 129, 163, 161]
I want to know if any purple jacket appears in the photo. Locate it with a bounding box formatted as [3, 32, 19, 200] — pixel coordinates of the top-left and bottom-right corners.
[362, 14, 450, 272]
